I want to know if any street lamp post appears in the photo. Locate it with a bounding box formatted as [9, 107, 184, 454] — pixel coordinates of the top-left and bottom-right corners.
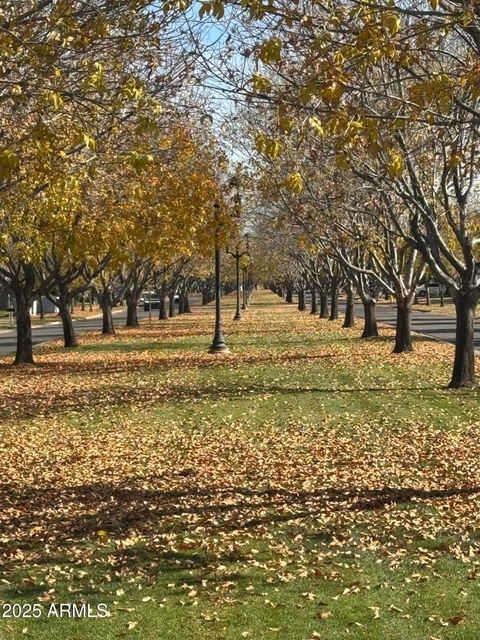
[209, 201, 229, 354]
[241, 265, 247, 311]
[234, 248, 242, 321]
[227, 240, 249, 321]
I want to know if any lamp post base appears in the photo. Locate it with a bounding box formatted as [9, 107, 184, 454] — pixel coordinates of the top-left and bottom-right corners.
[209, 342, 230, 354]
[233, 311, 242, 321]
[209, 330, 229, 353]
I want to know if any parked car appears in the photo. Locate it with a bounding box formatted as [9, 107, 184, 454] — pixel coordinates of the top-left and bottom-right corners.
[415, 281, 448, 298]
[138, 291, 150, 306]
[142, 292, 180, 309]
[144, 297, 160, 311]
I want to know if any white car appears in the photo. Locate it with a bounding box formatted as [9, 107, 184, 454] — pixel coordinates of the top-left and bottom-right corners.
[415, 282, 448, 298]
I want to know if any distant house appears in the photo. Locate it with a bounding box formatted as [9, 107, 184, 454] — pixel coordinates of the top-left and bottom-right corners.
[0, 285, 58, 315]
[0, 286, 11, 310]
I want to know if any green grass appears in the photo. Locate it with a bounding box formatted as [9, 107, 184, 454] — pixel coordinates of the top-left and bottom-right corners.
[1, 292, 480, 639]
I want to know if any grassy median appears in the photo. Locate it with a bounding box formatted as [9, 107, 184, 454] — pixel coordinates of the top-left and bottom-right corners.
[1, 291, 480, 640]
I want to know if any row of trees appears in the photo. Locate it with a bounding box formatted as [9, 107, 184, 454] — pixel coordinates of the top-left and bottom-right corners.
[0, 1, 248, 365]
[177, 0, 480, 388]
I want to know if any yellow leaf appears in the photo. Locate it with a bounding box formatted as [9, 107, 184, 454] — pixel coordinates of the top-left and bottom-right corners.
[255, 132, 266, 154]
[83, 133, 96, 150]
[0, 148, 20, 179]
[252, 73, 272, 94]
[278, 113, 293, 133]
[265, 138, 282, 159]
[449, 152, 463, 168]
[388, 151, 404, 178]
[382, 12, 401, 35]
[309, 116, 324, 137]
[321, 82, 344, 106]
[258, 38, 282, 63]
[50, 92, 64, 110]
[284, 172, 303, 194]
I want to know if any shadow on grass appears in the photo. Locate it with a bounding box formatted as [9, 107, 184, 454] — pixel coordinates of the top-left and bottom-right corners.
[0, 373, 453, 421]
[1, 480, 478, 580]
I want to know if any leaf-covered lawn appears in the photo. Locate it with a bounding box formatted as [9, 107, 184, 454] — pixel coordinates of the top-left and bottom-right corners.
[1, 290, 480, 639]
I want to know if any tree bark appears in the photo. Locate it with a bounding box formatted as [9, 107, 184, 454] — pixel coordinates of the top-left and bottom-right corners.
[298, 289, 306, 311]
[168, 293, 175, 317]
[126, 297, 139, 327]
[393, 298, 412, 353]
[202, 290, 209, 305]
[158, 293, 167, 320]
[310, 287, 317, 314]
[342, 287, 355, 328]
[184, 292, 191, 313]
[285, 289, 293, 304]
[59, 303, 78, 347]
[178, 293, 185, 315]
[329, 287, 339, 321]
[14, 297, 34, 365]
[449, 293, 477, 388]
[101, 301, 115, 335]
[361, 298, 378, 338]
[319, 292, 329, 319]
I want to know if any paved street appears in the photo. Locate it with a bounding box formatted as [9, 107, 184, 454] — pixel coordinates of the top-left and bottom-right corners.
[301, 294, 480, 350]
[0, 295, 202, 358]
[1, 294, 475, 359]
[0, 308, 146, 358]
[342, 300, 480, 349]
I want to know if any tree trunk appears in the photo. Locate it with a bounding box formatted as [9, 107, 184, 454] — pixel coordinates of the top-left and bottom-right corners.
[286, 289, 293, 304]
[298, 289, 306, 311]
[158, 294, 167, 320]
[39, 296, 45, 320]
[184, 292, 191, 313]
[102, 302, 115, 335]
[14, 297, 34, 365]
[329, 288, 339, 321]
[126, 297, 139, 327]
[59, 303, 78, 347]
[169, 293, 175, 317]
[310, 287, 317, 314]
[319, 292, 329, 319]
[393, 298, 412, 353]
[202, 290, 209, 305]
[342, 287, 355, 328]
[362, 299, 378, 338]
[449, 293, 477, 388]
[178, 293, 185, 315]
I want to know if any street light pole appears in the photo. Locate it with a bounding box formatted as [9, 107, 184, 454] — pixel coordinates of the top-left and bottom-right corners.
[227, 242, 249, 321]
[241, 266, 247, 310]
[234, 250, 242, 320]
[210, 202, 229, 354]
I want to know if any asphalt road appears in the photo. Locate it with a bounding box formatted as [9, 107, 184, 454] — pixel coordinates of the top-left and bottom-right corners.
[346, 301, 467, 346]
[0, 308, 145, 358]
[0, 294, 202, 358]
[1, 294, 473, 358]
[302, 294, 479, 350]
